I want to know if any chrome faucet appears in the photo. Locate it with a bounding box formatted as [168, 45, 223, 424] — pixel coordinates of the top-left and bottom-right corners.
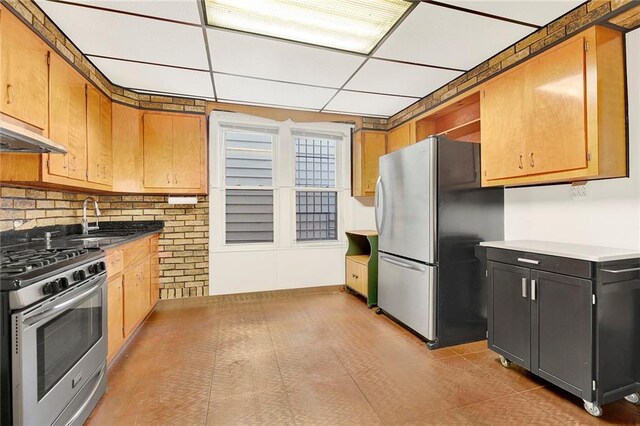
[82, 197, 101, 235]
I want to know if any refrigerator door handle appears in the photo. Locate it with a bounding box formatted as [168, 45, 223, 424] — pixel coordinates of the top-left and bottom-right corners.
[375, 176, 385, 234]
[380, 255, 427, 272]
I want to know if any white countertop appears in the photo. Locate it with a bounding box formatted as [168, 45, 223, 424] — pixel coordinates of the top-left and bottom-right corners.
[479, 240, 640, 262]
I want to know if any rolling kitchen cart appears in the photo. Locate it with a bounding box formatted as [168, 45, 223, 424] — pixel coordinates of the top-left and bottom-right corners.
[345, 230, 378, 308]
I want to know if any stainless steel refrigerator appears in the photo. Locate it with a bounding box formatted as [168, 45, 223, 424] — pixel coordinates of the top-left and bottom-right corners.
[375, 135, 503, 349]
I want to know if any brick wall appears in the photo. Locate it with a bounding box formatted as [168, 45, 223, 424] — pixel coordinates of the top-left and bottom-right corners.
[0, 186, 209, 299]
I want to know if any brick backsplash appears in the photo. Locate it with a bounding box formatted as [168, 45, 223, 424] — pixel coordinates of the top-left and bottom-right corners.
[0, 186, 209, 299]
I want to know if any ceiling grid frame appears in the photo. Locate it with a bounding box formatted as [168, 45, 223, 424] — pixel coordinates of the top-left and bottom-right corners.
[32, 0, 588, 117]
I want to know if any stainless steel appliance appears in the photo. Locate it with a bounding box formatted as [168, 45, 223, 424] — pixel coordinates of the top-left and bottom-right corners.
[0, 246, 107, 425]
[375, 135, 503, 349]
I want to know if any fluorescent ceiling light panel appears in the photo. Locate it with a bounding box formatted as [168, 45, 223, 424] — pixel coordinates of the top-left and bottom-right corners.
[203, 0, 412, 54]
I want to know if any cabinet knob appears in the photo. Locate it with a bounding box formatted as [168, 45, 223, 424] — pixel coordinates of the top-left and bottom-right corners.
[518, 155, 524, 170]
[166, 173, 170, 184]
[6, 84, 13, 104]
[530, 152, 535, 168]
[174, 175, 178, 184]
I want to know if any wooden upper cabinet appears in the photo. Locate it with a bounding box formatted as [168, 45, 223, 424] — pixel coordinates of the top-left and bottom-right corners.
[0, 7, 48, 130]
[172, 115, 202, 189]
[112, 103, 142, 192]
[48, 54, 87, 181]
[352, 130, 386, 197]
[143, 112, 206, 193]
[481, 26, 625, 187]
[525, 37, 587, 176]
[387, 123, 412, 153]
[481, 66, 527, 181]
[87, 86, 112, 185]
[143, 113, 174, 188]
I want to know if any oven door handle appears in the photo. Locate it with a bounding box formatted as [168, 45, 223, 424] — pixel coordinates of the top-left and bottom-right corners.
[24, 279, 103, 327]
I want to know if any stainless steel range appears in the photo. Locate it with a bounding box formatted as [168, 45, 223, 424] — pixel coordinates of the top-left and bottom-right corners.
[0, 246, 108, 426]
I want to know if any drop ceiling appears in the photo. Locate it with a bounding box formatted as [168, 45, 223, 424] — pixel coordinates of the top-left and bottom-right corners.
[34, 0, 584, 118]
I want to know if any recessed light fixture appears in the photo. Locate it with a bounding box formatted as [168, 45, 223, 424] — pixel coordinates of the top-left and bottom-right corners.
[203, 0, 412, 54]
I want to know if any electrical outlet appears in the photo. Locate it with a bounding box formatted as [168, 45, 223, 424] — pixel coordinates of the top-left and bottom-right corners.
[570, 183, 587, 199]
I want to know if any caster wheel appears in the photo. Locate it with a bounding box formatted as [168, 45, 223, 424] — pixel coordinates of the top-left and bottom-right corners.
[499, 355, 512, 368]
[625, 393, 640, 404]
[375, 308, 383, 315]
[583, 400, 603, 417]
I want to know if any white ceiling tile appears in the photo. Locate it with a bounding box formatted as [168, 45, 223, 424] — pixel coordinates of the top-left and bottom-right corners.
[61, 0, 202, 24]
[324, 91, 417, 117]
[207, 29, 365, 88]
[35, 0, 209, 69]
[90, 57, 214, 98]
[374, 3, 533, 70]
[345, 59, 462, 97]
[441, 1, 584, 26]
[214, 74, 337, 110]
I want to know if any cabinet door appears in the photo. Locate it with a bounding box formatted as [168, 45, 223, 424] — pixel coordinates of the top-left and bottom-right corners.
[481, 67, 527, 180]
[488, 261, 531, 369]
[123, 261, 151, 336]
[172, 115, 202, 189]
[0, 8, 48, 130]
[387, 123, 411, 153]
[525, 37, 587, 175]
[150, 237, 160, 306]
[107, 275, 124, 363]
[47, 55, 70, 177]
[66, 74, 87, 181]
[112, 103, 142, 192]
[531, 270, 592, 397]
[362, 132, 386, 194]
[143, 113, 174, 188]
[87, 86, 112, 185]
[346, 259, 362, 294]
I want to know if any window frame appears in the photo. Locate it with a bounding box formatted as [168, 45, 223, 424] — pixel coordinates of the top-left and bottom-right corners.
[210, 112, 352, 252]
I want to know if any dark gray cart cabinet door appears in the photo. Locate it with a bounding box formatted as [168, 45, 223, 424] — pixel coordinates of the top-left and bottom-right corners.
[531, 270, 593, 399]
[488, 261, 531, 370]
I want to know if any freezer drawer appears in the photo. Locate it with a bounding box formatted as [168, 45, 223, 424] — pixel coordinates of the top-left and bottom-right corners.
[378, 252, 436, 340]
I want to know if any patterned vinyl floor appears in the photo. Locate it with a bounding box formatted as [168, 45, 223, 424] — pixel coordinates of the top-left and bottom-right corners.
[87, 291, 640, 425]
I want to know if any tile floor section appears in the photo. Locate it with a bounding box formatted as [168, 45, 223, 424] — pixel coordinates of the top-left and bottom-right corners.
[87, 291, 640, 425]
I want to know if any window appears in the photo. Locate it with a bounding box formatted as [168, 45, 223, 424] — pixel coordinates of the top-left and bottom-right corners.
[294, 133, 339, 242]
[212, 113, 351, 251]
[223, 128, 275, 244]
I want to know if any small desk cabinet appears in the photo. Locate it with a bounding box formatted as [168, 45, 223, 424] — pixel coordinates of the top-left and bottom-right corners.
[345, 230, 378, 307]
[477, 241, 640, 417]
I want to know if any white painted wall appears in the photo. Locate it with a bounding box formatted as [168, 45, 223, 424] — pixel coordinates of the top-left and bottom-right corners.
[504, 29, 640, 249]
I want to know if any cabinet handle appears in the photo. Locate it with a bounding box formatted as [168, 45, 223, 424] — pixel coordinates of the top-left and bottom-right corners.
[518, 155, 523, 170]
[6, 84, 13, 104]
[517, 258, 540, 265]
[521, 277, 527, 298]
[531, 279, 537, 301]
[601, 267, 640, 274]
[530, 152, 535, 168]
[174, 175, 178, 184]
[166, 173, 170, 184]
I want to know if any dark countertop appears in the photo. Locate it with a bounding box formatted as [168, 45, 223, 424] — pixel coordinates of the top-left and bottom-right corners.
[0, 220, 164, 252]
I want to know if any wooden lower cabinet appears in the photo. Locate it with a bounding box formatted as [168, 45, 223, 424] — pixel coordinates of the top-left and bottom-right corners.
[123, 260, 151, 336]
[345, 230, 379, 307]
[107, 274, 124, 363]
[346, 258, 367, 296]
[105, 234, 160, 364]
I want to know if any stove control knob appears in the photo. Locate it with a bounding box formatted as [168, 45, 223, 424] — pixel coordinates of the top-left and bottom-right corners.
[73, 270, 86, 282]
[57, 277, 70, 289]
[50, 280, 60, 294]
[97, 261, 107, 272]
[42, 282, 52, 295]
[88, 264, 97, 274]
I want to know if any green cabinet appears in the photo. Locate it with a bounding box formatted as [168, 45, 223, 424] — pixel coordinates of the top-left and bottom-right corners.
[345, 230, 378, 307]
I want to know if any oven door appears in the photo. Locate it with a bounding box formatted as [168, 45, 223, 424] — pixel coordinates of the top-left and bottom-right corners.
[12, 272, 107, 426]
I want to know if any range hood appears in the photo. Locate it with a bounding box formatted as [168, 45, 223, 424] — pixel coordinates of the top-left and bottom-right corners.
[0, 120, 67, 154]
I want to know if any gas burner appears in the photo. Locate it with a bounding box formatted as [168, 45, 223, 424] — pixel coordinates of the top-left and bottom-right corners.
[0, 248, 90, 279]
